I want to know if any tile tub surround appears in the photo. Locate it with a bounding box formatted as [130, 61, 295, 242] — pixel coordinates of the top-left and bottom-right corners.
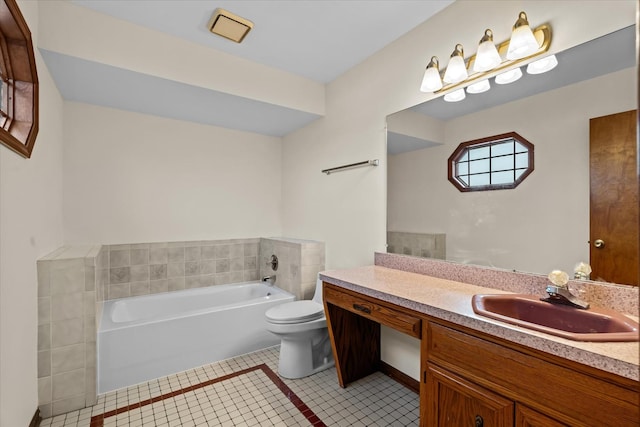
[387, 231, 446, 260]
[37, 245, 102, 418]
[375, 252, 639, 317]
[259, 238, 325, 300]
[320, 262, 639, 381]
[101, 239, 261, 301]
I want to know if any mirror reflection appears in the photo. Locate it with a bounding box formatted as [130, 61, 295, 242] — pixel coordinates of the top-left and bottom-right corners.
[386, 25, 638, 286]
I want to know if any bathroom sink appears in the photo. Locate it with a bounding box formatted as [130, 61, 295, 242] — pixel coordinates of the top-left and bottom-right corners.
[471, 294, 640, 342]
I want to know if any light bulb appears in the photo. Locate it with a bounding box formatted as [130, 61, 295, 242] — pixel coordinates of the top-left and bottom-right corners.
[444, 89, 466, 102]
[474, 29, 502, 72]
[495, 68, 522, 84]
[420, 56, 443, 92]
[506, 12, 539, 60]
[526, 54, 558, 74]
[466, 79, 491, 94]
[443, 44, 468, 84]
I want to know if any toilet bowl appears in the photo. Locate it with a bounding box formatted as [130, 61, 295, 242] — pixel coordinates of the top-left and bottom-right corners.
[265, 278, 334, 379]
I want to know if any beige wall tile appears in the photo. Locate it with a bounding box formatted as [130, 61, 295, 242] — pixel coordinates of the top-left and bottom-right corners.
[38, 377, 52, 405]
[38, 350, 51, 377]
[150, 279, 169, 294]
[51, 395, 85, 417]
[149, 247, 168, 264]
[108, 283, 130, 299]
[109, 249, 130, 267]
[51, 319, 84, 348]
[51, 266, 85, 295]
[130, 248, 149, 265]
[130, 281, 150, 296]
[51, 344, 85, 375]
[130, 265, 150, 282]
[51, 293, 84, 321]
[168, 247, 185, 263]
[38, 297, 51, 325]
[38, 261, 51, 297]
[52, 369, 85, 400]
[167, 278, 184, 292]
[38, 324, 51, 351]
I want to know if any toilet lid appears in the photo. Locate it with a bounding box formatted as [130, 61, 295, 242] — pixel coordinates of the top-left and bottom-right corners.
[266, 301, 325, 324]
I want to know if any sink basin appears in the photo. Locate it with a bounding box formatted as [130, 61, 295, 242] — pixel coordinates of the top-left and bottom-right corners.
[471, 294, 640, 342]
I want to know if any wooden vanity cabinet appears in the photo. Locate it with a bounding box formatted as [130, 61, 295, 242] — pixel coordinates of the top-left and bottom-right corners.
[424, 322, 639, 427]
[323, 283, 639, 427]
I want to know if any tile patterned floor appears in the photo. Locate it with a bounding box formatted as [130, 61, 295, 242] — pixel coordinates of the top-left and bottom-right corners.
[40, 347, 419, 426]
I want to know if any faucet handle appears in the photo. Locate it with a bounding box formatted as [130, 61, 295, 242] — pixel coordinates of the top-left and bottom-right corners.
[266, 254, 278, 271]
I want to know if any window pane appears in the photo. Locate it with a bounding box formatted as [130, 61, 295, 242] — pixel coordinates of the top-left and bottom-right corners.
[458, 175, 469, 186]
[469, 158, 489, 174]
[457, 161, 469, 175]
[515, 152, 529, 168]
[491, 171, 514, 185]
[459, 150, 469, 162]
[515, 168, 526, 180]
[515, 141, 528, 153]
[491, 140, 514, 156]
[491, 155, 514, 171]
[469, 173, 490, 186]
[469, 146, 490, 160]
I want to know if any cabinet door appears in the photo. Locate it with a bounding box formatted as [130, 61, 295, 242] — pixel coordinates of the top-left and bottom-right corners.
[515, 405, 568, 427]
[425, 364, 514, 427]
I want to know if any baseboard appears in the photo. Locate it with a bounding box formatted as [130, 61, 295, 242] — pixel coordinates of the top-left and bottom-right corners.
[379, 361, 420, 394]
[29, 408, 41, 427]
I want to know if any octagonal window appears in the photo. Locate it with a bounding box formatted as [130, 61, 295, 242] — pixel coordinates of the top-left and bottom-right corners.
[0, 0, 39, 158]
[448, 132, 534, 192]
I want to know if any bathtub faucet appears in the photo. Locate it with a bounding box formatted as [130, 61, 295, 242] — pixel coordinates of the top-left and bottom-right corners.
[262, 275, 276, 285]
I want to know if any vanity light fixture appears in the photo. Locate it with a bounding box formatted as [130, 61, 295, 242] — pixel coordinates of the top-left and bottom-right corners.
[443, 44, 468, 84]
[419, 11, 553, 98]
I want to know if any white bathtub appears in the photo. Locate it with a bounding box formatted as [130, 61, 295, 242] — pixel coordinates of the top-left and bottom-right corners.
[98, 282, 294, 393]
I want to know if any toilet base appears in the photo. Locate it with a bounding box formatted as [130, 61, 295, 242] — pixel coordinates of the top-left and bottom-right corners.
[276, 329, 335, 379]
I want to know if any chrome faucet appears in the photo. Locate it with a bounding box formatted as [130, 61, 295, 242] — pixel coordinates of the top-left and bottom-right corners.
[541, 285, 589, 309]
[262, 275, 276, 285]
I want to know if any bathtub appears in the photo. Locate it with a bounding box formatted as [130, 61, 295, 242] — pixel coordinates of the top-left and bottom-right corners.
[98, 282, 294, 393]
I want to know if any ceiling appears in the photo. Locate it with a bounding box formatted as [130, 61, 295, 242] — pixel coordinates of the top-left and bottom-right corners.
[40, 0, 454, 137]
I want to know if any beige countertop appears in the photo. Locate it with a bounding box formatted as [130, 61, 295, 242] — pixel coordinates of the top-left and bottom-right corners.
[320, 265, 640, 381]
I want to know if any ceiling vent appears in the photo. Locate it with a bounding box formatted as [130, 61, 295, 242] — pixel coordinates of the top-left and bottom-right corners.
[208, 8, 253, 43]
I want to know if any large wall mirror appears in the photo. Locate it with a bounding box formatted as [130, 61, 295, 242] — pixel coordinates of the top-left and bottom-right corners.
[386, 24, 638, 287]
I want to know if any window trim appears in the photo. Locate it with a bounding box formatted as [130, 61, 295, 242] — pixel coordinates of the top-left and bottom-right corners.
[447, 132, 534, 192]
[0, 0, 38, 158]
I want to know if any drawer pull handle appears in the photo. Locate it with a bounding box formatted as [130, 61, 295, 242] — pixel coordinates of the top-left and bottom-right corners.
[475, 415, 483, 427]
[353, 303, 371, 314]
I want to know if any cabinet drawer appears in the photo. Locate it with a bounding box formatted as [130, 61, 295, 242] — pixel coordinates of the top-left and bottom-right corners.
[323, 284, 421, 338]
[427, 322, 639, 426]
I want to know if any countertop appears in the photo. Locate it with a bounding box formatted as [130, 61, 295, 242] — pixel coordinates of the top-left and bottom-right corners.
[319, 265, 639, 381]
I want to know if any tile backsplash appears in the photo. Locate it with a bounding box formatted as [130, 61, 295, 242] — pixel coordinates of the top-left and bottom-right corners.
[387, 231, 445, 260]
[98, 239, 261, 301]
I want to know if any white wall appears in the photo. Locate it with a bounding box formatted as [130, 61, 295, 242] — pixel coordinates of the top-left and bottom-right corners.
[282, 1, 636, 378]
[63, 103, 283, 245]
[0, 1, 65, 425]
[388, 68, 636, 275]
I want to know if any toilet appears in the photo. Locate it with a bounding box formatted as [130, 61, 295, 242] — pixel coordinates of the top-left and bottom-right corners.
[265, 278, 334, 379]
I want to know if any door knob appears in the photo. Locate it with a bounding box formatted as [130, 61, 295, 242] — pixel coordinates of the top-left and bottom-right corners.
[594, 239, 605, 249]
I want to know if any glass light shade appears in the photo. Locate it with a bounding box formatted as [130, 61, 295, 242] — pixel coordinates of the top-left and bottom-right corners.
[443, 44, 468, 84]
[506, 12, 539, 60]
[420, 57, 443, 92]
[526, 54, 558, 74]
[443, 88, 466, 102]
[473, 30, 502, 72]
[495, 67, 522, 84]
[466, 79, 490, 94]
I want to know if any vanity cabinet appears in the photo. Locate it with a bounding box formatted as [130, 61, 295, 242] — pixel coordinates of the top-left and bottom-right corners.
[322, 282, 640, 427]
[424, 364, 514, 426]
